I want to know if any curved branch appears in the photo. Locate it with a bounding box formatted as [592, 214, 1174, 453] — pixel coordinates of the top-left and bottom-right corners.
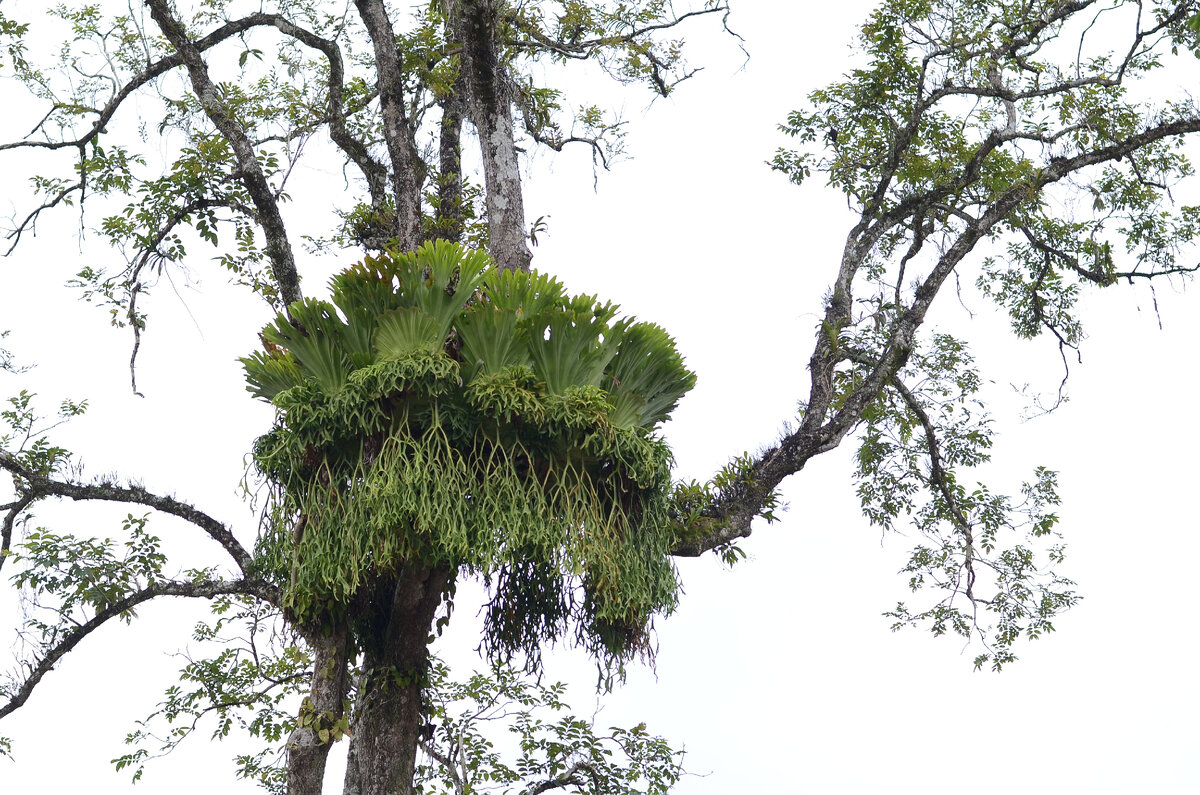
[0, 493, 36, 577]
[3, 9, 386, 284]
[256, 14, 389, 219]
[0, 14, 306, 155]
[889, 376, 978, 601]
[522, 761, 595, 795]
[0, 450, 252, 575]
[531, 130, 612, 167]
[4, 173, 84, 255]
[0, 578, 275, 723]
[144, 1, 302, 306]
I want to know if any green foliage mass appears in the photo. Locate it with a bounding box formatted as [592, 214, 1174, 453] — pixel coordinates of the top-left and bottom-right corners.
[243, 241, 696, 665]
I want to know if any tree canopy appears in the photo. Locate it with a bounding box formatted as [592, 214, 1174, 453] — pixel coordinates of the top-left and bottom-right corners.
[2, 1, 1199, 793]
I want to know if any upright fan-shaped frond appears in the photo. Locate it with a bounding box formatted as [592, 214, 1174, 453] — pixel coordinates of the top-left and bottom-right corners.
[458, 306, 530, 381]
[373, 307, 446, 358]
[482, 267, 567, 316]
[605, 322, 696, 428]
[394, 241, 492, 333]
[240, 349, 305, 401]
[526, 305, 626, 394]
[261, 299, 352, 394]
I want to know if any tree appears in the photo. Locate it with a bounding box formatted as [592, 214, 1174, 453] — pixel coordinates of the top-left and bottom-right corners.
[2, 1, 1199, 793]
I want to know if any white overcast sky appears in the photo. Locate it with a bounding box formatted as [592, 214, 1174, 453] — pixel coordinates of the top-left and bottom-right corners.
[1, 2, 1198, 794]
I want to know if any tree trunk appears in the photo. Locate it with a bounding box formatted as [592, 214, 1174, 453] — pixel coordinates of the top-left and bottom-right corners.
[453, 0, 533, 272]
[354, 0, 429, 251]
[286, 623, 349, 795]
[436, 81, 466, 243]
[341, 565, 450, 795]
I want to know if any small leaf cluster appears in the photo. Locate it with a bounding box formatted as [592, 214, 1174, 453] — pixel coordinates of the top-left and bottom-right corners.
[0, 390, 86, 478]
[113, 597, 311, 793]
[295, 695, 353, 745]
[10, 514, 166, 645]
[669, 452, 783, 565]
[844, 330, 1076, 668]
[415, 659, 683, 795]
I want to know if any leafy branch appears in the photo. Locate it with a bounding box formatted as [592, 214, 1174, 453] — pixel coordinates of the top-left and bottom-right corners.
[0, 577, 275, 725]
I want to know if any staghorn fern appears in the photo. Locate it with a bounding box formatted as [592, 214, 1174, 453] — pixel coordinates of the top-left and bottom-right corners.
[244, 241, 696, 669]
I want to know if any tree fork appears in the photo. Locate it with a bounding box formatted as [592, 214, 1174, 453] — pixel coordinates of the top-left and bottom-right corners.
[144, 0, 303, 307]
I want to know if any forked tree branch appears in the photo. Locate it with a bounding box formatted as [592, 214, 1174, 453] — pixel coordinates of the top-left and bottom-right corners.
[505, 6, 729, 61]
[674, 110, 1200, 557]
[147, 1, 303, 305]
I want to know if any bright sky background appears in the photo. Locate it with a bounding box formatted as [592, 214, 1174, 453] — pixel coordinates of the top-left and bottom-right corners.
[1, 2, 1198, 794]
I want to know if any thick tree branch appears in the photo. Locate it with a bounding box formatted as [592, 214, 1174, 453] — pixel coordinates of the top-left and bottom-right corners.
[435, 82, 467, 243]
[286, 622, 349, 795]
[453, 0, 533, 271]
[258, 14, 391, 226]
[0, 493, 36, 577]
[145, 0, 302, 306]
[522, 761, 596, 795]
[0, 449, 253, 575]
[676, 109, 1200, 557]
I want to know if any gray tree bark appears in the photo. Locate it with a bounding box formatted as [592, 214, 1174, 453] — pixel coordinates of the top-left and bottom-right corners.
[286, 624, 350, 795]
[341, 566, 450, 795]
[354, 0, 430, 252]
[453, 0, 533, 272]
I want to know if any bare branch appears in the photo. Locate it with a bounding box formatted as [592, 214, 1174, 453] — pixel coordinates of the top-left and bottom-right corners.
[3, 171, 84, 255]
[506, 6, 729, 61]
[522, 761, 595, 795]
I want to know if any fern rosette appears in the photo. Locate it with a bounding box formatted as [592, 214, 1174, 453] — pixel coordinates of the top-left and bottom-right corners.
[243, 241, 696, 664]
